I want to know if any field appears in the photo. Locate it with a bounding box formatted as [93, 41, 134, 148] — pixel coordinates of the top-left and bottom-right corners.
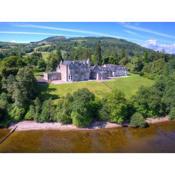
[40, 74, 154, 99]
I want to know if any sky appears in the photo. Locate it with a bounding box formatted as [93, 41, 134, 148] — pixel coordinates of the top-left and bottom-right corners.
[1, 22, 175, 54]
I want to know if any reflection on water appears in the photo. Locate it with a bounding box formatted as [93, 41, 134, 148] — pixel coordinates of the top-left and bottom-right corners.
[1, 121, 175, 153]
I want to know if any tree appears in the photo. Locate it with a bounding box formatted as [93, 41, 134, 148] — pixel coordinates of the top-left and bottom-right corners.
[9, 105, 25, 121]
[98, 99, 110, 121]
[30, 52, 42, 65]
[71, 111, 92, 127]
[37, 59, 46, 71]
[25, 97, 42, 121]
[46, 53, 59, 71]
[95, 41, 102, 65]
[56, 48, 63, 62]
[34, 97, 42, 119]
[25, 105, 35, 120]
[70, 88, 96, 127]
[0, 92, 9, 121]
[14, 67, 38, 108]
[169, 107, 175, 120]
[131, 56, 144, 73]
[0, 56, 20, 77]
[132, 77, 168, 118]
[132, 86, 155, 117]
[1, 67, 38, 119]
[54, 95, 73, 124]
[37, 98, 55, 122]
[100, 90, 129, 124]
[130, 112, 147, 128]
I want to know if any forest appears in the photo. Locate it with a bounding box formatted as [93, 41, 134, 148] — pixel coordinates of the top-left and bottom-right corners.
[1, 36, 175, 128]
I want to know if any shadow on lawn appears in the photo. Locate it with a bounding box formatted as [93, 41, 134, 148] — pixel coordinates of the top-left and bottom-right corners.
[38, 83, 59, 101]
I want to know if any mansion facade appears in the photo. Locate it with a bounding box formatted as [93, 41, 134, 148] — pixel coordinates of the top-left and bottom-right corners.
[43, 59, 128, 82]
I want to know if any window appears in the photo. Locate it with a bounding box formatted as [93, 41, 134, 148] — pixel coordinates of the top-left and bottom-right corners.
[69, 75, 72, 80]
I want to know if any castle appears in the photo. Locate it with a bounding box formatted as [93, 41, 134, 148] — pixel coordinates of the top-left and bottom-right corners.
[43, 59, 128, 82]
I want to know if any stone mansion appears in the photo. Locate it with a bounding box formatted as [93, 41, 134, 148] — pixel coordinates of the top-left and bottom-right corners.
[43, 59, 128, 82]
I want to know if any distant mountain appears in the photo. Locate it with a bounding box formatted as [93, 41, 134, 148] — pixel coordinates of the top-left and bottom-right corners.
[0, 36, 168, 60]
[32, 36, 154, 56]
[33, 36, 66, 44]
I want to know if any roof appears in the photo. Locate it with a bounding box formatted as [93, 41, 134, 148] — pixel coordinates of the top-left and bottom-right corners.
[61, 60, 73, 65]
[90, 65, 109, 73]
[103, 64, 127, 71]
[61, 59, 89, 65]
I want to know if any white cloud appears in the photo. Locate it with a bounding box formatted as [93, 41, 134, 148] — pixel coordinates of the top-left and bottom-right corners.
[143, 39, 175, 54]
[15, 24, 147, 44]
[123, 24, 175, 40]
[124, 30, 139, 36]
[146, 39, 157, 45]
[10, 40, 17, 43]
[0, 31, 82, 37]
[16, 24, 121, 38]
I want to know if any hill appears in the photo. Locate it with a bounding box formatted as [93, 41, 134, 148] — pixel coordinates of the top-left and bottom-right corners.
[0, 36, 154, 59]
[32, 36, 154, 56]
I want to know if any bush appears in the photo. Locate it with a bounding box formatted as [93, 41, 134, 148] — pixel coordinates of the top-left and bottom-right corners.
[9, 105, 25, 121]
[70, 88, 95, 127]
[130, 112, 147, 128]
[168, 107, 175, 120]
[100, 90, 129, 124]
[98, 100, 109, 121]
[56, 112, 72, 124]
[25, 105, 35, 120]
[54, 96, 72, 124]
[71, 111, 92, 128]
[38, 99, 55, 122]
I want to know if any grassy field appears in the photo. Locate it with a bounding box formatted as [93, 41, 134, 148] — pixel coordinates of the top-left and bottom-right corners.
[40, 74, 154, 99]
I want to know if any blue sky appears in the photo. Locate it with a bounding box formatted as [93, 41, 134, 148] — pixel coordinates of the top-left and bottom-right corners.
[1, 22, 175, 53]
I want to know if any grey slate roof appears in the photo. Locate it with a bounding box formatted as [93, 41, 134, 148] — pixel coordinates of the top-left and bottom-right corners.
[62, 60, 89, 65]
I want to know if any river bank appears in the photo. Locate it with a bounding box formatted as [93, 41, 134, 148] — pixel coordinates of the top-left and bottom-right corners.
[9, 121, 121, 131]
[8, 117, 170, 131]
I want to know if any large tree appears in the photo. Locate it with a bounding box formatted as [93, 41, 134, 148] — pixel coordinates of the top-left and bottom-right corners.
[99, 90, 129, 124]
[95, 41, 102, 65]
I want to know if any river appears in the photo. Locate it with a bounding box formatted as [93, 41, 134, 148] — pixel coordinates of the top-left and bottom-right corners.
[1, 121, 175, 153]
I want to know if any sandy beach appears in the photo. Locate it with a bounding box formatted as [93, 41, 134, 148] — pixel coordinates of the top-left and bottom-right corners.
[9, 121, 122, 131]
[146, 116, 169, 124]
[8, 117, 170, 131]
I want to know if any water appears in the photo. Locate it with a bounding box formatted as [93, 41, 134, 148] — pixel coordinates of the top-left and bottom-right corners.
[1, 121, 175, 153]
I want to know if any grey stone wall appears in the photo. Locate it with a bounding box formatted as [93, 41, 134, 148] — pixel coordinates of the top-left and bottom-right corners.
[68, 62, 90, 81]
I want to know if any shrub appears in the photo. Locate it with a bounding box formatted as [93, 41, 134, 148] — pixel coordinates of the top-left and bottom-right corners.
[56, 112, 72, 124]
[130, 112, 147, 128]
[25, 105, 35, 120]
[101, 90, 129, 124]
[168, 107, 175, 120]
[70, 88, 95, 127]
[9, 105, 25, 121]
[71, 111, 92, 128]
[54, 96, 72, 124]
[98, 100, 109, 121]
[36, 99, 55, 122]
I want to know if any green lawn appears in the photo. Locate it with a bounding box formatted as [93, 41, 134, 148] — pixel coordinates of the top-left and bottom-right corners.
[40, 74, 154, 99]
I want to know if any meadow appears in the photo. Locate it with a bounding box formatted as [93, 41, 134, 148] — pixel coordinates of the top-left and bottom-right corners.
[40, 74, 154, 99]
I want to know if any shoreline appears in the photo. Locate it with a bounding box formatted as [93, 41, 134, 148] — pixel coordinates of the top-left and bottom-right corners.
[9, 121, 122, 131]
[8, 117, 170, 132]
